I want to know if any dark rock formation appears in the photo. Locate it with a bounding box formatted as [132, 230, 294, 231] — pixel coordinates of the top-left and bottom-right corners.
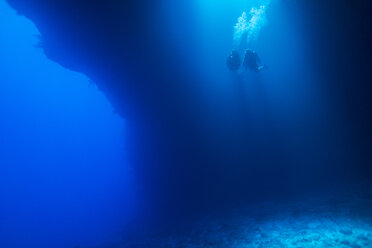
[6, 0, 372, 226]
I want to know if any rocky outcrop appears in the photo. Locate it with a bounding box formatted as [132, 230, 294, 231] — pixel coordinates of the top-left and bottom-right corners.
[6, 0, 372, 224]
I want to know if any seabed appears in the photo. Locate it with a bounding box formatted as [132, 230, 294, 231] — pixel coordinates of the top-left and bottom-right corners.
[109, 193, 372, 248]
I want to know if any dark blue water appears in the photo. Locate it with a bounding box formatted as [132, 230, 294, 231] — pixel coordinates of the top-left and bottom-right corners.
[0, 1, 136, 248]
[160, 0, 352, 183]
[1, 0, 371, 247]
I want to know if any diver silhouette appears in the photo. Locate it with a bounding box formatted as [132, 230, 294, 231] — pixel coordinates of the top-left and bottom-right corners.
[226, 50, 241, 71]
[227, 49, 266, 72]
[243, 49, 266, 72]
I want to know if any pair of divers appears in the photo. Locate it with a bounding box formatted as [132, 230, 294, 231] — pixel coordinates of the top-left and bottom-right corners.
[226, 49, 266, 72]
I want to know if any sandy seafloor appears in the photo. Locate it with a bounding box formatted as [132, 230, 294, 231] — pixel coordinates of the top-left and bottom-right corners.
[94, 188, 372, 248]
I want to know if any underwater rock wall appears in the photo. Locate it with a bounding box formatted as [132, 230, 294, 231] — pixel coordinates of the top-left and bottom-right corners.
[6, 0, 372, 225]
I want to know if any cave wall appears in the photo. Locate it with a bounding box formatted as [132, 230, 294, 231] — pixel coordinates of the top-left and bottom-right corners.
[6, 0, 372, 222]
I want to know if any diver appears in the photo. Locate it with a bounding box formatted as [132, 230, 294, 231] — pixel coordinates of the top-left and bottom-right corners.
[243, 49, 266, 72]
[226, 50, 241, 71]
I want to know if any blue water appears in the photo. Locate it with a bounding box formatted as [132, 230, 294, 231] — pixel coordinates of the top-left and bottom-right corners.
[0, 1, 136, 248]
[1, 0, 369, 247]
[161, 0, 340, 172]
